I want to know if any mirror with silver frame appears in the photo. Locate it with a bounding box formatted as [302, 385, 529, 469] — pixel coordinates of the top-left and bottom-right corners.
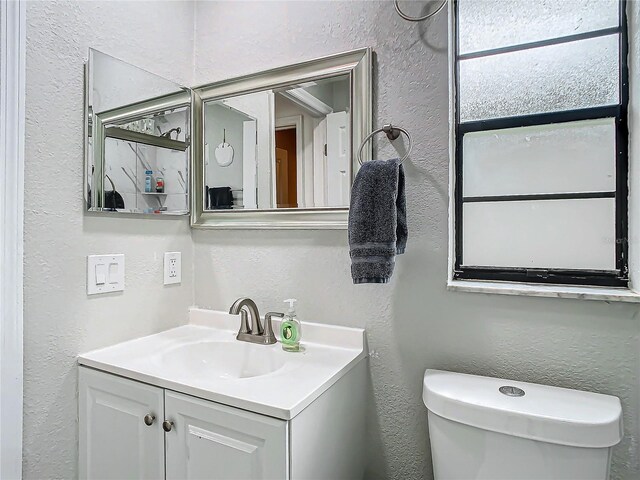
[191, 48, 372, 229]
[85, 48, 191, 215]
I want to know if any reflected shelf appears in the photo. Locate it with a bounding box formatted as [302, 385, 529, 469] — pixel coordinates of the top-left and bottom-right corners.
[105, 126, 189, 152]
[140, 192, 187, 196]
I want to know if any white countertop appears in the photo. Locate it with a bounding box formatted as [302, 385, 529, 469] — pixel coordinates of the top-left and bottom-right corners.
[78, 308, 367, 420]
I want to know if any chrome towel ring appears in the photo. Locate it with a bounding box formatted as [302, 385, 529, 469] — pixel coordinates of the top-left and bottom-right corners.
[394, 0, 447, 22]
[358, 124, 412, 165]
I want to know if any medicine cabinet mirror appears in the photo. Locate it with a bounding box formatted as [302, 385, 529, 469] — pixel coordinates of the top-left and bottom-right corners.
[85, 48, 191, 215]
[191, 48, 372, 229]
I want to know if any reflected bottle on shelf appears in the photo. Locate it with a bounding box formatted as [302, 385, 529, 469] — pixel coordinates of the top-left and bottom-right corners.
[145, 170, 153, 193]
[155, 176, 164, 193]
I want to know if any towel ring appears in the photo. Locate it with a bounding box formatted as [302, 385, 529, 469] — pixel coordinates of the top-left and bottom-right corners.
[394, 0, 447, 22]
[358, 124, 412, 165]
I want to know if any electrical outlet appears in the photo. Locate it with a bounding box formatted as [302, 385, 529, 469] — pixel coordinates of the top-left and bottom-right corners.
[164, 252, 181, 285]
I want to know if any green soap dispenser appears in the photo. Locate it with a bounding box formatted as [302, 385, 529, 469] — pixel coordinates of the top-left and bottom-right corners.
[280, 299, 302, 352]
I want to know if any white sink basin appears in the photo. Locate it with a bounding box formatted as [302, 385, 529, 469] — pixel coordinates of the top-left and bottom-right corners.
[78, 308, 366, 419]
[160, 341, 287, 379]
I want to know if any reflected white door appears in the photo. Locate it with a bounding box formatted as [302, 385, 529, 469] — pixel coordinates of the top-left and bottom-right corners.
[326, 111, 350, 206]
[165, 391, 288, 480]
[313, 118, 328, 207]
[242, 120, 257, 209]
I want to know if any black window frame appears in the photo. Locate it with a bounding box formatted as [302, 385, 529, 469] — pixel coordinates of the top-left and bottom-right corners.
[453, 0, 630, 288]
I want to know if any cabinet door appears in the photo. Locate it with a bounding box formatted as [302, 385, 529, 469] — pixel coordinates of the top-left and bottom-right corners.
[79, 367, 164, 480]
[165, 391, 288, 480]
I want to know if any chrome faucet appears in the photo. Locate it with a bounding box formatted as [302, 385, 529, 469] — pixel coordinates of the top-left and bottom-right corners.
[229, 297, 282, 345]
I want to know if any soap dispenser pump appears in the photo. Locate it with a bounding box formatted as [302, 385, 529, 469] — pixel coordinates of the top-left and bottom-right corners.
[280, 299, 302, 352]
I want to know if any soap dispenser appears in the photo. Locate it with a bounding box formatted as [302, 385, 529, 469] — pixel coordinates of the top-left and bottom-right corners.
[280, 299, 302, 352]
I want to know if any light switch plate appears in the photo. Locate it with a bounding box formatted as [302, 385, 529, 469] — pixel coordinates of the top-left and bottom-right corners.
[87, 254, 125, 295]
[164, 252, 181, 285]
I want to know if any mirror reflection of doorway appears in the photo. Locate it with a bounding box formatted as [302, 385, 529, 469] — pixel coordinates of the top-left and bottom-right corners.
[275, 128, 298, 208]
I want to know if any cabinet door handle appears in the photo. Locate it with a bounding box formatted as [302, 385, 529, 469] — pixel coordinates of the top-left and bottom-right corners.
[162, 420, 174, 432]
[143, 414, 155, 426]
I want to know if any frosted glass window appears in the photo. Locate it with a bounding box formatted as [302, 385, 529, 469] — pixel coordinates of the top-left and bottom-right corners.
[463, 199, 616, 271]
[459, 34, 619, 122]
[454, 0, 627, 285]
[463, 119, 616, 197]
[458, 0, 619, 54]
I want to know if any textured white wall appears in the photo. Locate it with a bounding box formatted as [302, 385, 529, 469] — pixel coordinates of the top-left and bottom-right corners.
[21, 1, 640, 479]
[191, 2, 640, 479]
[23, 1, 195, 478]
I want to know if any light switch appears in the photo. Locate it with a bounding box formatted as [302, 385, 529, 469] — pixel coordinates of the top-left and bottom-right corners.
[87, 254, 125, 295]
[95, 264, 106, 285]
[108, 262, 119, 284]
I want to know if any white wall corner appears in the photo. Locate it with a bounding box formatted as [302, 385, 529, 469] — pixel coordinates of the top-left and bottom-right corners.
[0, 0, 25, 477]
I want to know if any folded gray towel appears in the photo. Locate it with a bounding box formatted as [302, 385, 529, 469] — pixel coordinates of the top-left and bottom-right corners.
[348, 158, 407, 284]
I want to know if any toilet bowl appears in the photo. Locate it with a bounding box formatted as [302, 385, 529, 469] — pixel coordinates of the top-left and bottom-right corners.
[423, 370, 623, 480]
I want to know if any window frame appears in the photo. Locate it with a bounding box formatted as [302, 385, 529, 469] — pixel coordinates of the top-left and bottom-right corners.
[452, 0, 630, 288]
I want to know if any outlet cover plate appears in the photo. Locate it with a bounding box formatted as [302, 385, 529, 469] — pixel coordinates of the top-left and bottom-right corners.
[164, 252, 181, 285]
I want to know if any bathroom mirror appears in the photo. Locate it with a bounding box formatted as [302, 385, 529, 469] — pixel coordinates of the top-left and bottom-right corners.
[85, 48, 191, 215]
[191, 48, 372, 229]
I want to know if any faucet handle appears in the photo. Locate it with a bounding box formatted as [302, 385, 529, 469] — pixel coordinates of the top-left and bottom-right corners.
[263, 312, 284, 345]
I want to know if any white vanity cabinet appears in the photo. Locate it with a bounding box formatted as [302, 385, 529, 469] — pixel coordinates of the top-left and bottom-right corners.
[79, 363, 365, 480]
[79, 367, 165, 480]
[79, 368, 287, 480]
[165, 391, 288, 479]
[78, 312, 367, 480]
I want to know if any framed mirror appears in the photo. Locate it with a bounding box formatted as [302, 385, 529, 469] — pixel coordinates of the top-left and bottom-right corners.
[85, 48, 191, 215]
[191, 48, 372, 229]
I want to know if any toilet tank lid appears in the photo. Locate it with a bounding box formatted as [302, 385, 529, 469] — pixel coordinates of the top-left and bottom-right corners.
[422, 369, 623, 448]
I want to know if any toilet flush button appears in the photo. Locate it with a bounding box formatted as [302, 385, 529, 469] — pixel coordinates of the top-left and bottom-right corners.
[499, 385, 525, 397]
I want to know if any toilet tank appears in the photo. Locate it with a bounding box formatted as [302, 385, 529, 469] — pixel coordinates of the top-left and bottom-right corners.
[423, 370, 623, 480]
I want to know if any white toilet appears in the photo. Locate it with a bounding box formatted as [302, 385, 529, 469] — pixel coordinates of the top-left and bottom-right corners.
[423, 370, 623, 480]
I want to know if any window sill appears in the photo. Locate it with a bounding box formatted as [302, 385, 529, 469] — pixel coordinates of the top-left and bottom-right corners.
[447, 279, 640, 303]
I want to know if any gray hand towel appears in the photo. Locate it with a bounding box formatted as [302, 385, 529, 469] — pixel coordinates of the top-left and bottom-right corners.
[348, 158, 407, 284]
